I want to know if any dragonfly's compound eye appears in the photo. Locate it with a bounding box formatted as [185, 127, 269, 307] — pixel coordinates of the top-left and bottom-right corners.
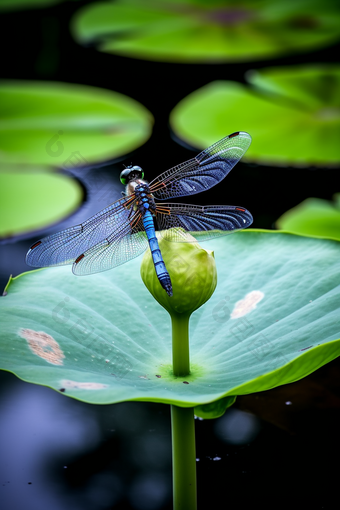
[120, 166, 144, 185]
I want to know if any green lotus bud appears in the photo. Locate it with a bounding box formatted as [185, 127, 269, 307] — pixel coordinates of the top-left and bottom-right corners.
[140, 229, 217, 315]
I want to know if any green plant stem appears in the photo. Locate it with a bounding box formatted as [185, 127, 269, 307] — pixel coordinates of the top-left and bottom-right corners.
[171, 405, 197, 510]
[170, 311, 196, 510]
[171, 312, 191, 377]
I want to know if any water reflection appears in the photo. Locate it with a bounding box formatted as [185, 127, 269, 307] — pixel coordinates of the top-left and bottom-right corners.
[128, 472, 170, 510]
[214, 408, 261, 445]
[0, 372, 100, 510]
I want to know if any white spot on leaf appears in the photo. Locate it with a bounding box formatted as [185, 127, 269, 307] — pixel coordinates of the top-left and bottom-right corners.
[60, 379, 108, 390]
[20, 328, 65, 365]
[231, 290, 264, 319]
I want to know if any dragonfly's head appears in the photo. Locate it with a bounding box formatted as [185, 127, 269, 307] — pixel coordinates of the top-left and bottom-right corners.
[120, 165, 144, 185]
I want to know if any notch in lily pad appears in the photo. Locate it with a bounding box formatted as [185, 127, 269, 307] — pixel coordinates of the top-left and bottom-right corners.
[170, 64, 340, 167]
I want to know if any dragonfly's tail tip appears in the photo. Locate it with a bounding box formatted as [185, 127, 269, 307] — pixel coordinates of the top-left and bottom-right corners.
[159, 275, 173, 297]
[164, 283, 173, 297]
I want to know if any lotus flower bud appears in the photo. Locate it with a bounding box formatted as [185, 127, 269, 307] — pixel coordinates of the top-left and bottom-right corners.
[140, 230, 217, 315]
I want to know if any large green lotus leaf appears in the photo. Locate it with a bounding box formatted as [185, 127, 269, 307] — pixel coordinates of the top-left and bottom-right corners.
[1, 231, 339, 412]
[0, 168, 82, 239]
[0, 81, 153, 166]
[276, 197, 340, 240]
[170, 65, 340, 167]
[71, 0, 340, 63]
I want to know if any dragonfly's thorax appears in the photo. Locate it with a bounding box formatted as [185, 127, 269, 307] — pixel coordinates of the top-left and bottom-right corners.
[133, 182, 156, 214]
[126, 178, 147, 195]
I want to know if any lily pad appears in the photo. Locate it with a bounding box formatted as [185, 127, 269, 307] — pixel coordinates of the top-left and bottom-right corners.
[170, 64, 340, 167]
[276, 196, 340, 240]
[1, 231, 339, 413]
[0, 167, 82, 239]
[0, 80, 153, 167]
[71, 0, 340, 63]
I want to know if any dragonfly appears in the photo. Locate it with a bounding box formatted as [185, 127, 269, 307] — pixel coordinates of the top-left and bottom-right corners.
[26, 131, 253, 297]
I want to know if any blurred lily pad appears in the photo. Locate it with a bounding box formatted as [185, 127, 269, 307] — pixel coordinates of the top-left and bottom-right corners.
[170, 64, 340, 167]
[71, 0, 340, 63]
[276, 196, 340, 240]
[0, 80, 153, 167]
[1, 231, 339, 413]
[0, 167, 82, 239]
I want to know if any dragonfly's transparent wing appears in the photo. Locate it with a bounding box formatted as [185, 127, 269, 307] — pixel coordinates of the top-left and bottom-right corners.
[149, 132, 251, 200]
[155, 203, 253, 242]
[26, 195, 138, 268]
[73, 221, 148, 275]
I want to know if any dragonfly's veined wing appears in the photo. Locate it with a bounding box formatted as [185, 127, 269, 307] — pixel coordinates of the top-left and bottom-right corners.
[26, 195, 140, 268]
[72, 227, 148, 275]
[155, 203, 253, 242]
[149, 131, 251, 200]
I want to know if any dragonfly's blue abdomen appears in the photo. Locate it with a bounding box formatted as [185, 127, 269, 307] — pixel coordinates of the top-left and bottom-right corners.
[142, 209, 173, 297]
[134, 182, 173, 297]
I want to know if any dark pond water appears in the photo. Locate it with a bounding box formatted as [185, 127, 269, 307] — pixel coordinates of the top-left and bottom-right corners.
[1, 1, 340, 509]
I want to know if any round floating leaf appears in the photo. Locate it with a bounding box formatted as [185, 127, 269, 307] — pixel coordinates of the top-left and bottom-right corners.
[0, 80, 153, 166]
[71, 0, 340, 63]
[0, 167, 83, 239]
[170, 64, 340, 167]
[1, 231, 339, 412]
[276, 197, 340, 240]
